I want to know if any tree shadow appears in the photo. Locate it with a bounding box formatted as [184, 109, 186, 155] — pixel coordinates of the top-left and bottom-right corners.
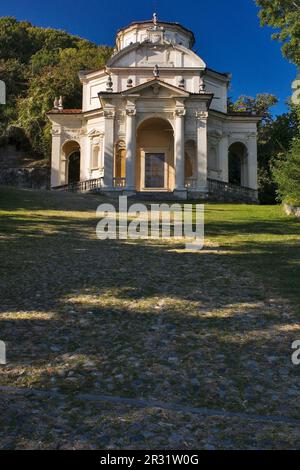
[1, 195, 300, 421]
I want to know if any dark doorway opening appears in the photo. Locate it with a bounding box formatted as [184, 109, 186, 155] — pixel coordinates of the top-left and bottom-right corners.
[68, 151, 80, 184]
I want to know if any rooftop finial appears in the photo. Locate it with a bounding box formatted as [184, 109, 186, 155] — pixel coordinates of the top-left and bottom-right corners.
[153, 12, 158, 26]
[106, 74, 113, 92]
[58, 96, 63, 111]
[153, 64, 160, 78]
[53, 97, 59, 110]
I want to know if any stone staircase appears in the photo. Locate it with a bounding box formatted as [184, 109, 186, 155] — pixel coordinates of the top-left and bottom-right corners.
[52, 177, 258, 203]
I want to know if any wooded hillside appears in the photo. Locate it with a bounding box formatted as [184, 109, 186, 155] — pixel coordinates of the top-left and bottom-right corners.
[0, 17, 112, 159]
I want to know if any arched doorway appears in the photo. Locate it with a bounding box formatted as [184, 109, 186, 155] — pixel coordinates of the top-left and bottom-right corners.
[61, 141, 81, 185]
[136, 118, 174, 191]
[228, 142, 248, 186]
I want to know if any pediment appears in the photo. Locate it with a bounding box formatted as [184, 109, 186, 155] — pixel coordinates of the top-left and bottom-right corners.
[121, 79, 190, 98]
[87, 129, 104, 138]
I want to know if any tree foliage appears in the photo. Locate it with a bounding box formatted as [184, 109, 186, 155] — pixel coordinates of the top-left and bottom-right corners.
[256, 0, 300, 65]
[273, 135, 300, 204]
[0, 17, 112, 157]
[256, 1, 300, 205]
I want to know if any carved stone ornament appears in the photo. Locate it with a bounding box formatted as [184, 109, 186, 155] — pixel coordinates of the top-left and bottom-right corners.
[106, 75, 113, 92]
[52, 127, 62, 136]
[126, 108, 137, 117]
[174, 108, 186, 117]
[152, 83, 160, 96]
[153, 64, 160, 78]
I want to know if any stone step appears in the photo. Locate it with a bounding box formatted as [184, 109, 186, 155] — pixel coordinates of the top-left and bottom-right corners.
[131, 192, 181, 201]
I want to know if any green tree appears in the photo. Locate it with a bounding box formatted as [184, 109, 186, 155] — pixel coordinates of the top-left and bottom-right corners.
[258, 106, 298, 203]
[256, 0, 300, 65]
[273, 136, 300, 204]
[17, 46, 112, 156]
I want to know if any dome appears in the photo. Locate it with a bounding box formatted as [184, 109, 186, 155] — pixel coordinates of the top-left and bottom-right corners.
[115, 14, 195, 51]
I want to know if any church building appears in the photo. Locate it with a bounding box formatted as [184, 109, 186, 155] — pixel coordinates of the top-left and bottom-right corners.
[48, 15, 260, 200]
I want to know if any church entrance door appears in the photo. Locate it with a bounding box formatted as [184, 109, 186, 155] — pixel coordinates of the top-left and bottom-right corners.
[145, 153, 165, 189]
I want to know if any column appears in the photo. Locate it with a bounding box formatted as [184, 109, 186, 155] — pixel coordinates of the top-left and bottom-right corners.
[103, 107, 115, 189]
[125, 106, 137, 191]
[219, 134, 229, 183]
[196, 111, 208, 191]
[247, 133, 258, 190]
[174, 108, 186, 191]
[50, 127, 62, 188]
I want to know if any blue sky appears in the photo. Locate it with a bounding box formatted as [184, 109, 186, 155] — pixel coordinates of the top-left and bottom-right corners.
[1, 0, 296, 115]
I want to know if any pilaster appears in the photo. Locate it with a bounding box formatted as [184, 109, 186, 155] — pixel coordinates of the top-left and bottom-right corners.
[51, 127, 63, 187]
[125, 104, 137, 191]
[174, 106, 186, 195]
[103, 107, 116, 188]
[196, 110, 208, 192]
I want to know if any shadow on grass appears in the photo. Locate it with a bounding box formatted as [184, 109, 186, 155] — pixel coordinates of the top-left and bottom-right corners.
[1, 190, 300, 418]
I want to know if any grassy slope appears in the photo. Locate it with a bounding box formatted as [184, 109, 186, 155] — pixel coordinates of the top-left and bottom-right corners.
[0, 186, 300, 450]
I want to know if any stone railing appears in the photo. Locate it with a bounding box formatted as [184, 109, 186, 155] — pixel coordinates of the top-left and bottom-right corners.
[207, 178, 258, 202]
[52, 177, 103, 193]
[185, 177, 198, 190]
[113, 177, 126, 189]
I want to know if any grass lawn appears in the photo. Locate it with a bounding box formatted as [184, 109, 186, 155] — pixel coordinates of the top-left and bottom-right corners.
[0, 186, 300, 450]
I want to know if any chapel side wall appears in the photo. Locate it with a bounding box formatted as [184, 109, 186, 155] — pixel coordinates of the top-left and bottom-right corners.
[204, 77, 228, 114]
[207, 116, 259, 189]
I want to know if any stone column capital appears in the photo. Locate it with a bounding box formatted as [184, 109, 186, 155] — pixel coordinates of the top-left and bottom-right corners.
[103, 107, 116, 119]
[195, 110, 208, 120]
[174, 107, 186, 118]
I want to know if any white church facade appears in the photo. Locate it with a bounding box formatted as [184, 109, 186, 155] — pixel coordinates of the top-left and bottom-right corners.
[48, 16, 260, 200]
